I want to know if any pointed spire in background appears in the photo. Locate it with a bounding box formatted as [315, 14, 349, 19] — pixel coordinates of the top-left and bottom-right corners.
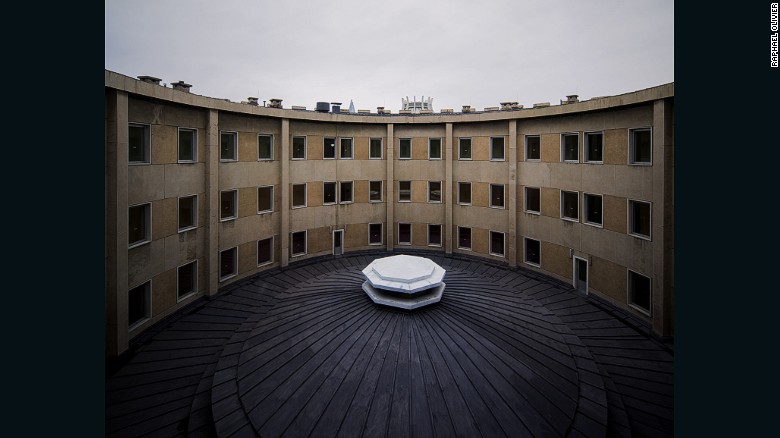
[348, 99, 356, 114]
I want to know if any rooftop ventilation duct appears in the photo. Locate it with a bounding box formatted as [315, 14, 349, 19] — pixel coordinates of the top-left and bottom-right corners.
[268, 98, 283, 108]
[331, 102, 342, 113]
[137, 76, 161, 85]
[171, 81, 192, 93]
[315, 102, 330, 112]
[247, 97, 259, 106]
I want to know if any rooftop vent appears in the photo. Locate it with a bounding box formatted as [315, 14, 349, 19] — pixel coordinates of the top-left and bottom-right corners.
[171, 81, 192, 93]
[441, 108, 454, 113]
[331, 102, 342, 113]
[561, 95, 579, 105]
[315, 102, 330, 112]
[533, 102, 551, 108]
[462, 105, 473, 113]
[137, 76, 162, 85]
[246, 97, 259, 106]
[268, 98, 283, 108]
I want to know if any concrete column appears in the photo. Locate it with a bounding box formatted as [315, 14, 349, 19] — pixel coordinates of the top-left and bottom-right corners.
[386, 124, 394, 251]
[105, 89, 129, 356]
[445, 123, 453, 254]
[205, 109, 219, 296]
[281, 119, 290, 266]
[652, 98, 674, 338]
[507, 120, 517, 267]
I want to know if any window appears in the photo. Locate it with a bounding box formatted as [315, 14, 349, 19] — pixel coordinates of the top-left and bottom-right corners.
[491, 137, 505, 160]
[369, 181, 382, 202]
[258, 186, 273, 213]
[177, 260, 197, 301]
[490, 184, 505, 209]
[525, 187, 540, 213]
[399, 181, 411, 202]
[628, 270, 651, 315]
[629, 128, 652, 164]
[291, 231, 307, 256]
[340, 181, 353, 204]
[399, 138, 411, 159]
[369, 138, 383, 159]
[398, 223, 411, 245]
[629, 200, 652, 239]
[323, 137, 336, 159]
[561, 133, 579, 162]
[585, 131, 603, 163]
[128, 281, 151, 329]
[292, 136, 306, 159]
[257, 237, 273, 266]
[525, 238, 541, 266]
[525, 135, 540, 161]
[368, 223, 382, 245]
[219, 247, 237, 281]
[323, 182, 337, 205]
[428, 181, 442, 203]
[220, 190, 237, 221]
[178, 128, 197, 163]
[258, 134, 273, 160]
[428, 224, 442, 247]
[490, 231, 505, 257]
[458, 227, 471, 250]
[178, 195, 197, 232]
[584, 193, 603, 226]
[128, 203, 151, 248]
[561, 190, 579, 221]
[340, 138, 353, 159]
[220, 131, 237, 161]
[429, 138, 442, 159]
[292, 184, 306, 208]
[458, 182, 471, 205]
[459, 138, 472, 160]
[128, 123, 150, 164]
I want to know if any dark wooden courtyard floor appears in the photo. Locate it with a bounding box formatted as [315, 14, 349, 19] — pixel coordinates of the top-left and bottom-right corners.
[106, 251, 673, 438]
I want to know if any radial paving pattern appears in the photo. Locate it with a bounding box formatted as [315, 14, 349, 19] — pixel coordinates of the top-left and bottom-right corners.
[106, 251, 674, 438]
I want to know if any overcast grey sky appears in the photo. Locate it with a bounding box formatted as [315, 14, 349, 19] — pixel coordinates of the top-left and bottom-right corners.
[105, 0, 673, 111]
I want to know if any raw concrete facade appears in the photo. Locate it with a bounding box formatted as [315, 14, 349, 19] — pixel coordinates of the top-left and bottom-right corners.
[105, 70, 674, 357]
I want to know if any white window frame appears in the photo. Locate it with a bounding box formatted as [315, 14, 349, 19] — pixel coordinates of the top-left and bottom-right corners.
[583, 193, 603, 228]
[323, 137, 337, 160]
[368, 223, 383, 245]
[628, 199, 652, 240]
[398, 223, 412, 245]
[322, 181, 337, 205]
[428, 137, 442, 160]
[340, 137, 354, 160]
[257, 237, 274, 267]
[628, 270, 652, 316]
[489, 231, 505, 257]
[177, 127, 198, 163]
[339, 181, 354, 204]
[524, 237, 541, 267]
[525, 135, 541, 161]
[176, 260, 198, 302]
[490, 184, 505, 209]
[220, 189, 238, 222]
[258, 134, 274, 161]
[177, 194, 198, 233]
[628, 127, 653, 165]
[458, 137, 472, 160]
[428, 181, 442, 203]
[369, 180, 383, 202]
[457, 226, 472, 250]
[458, 182, 472, 205]
[398, 181, 411, 202]
[128, 202, 152, 249]
[399, 138, 412, 159]
[292, 136, 307, 160]
[292, 183, 307, 209]
[369, 138, 383, 159]
[219, 130, 238, 162]
[490, 136, 506, 161]
[219, 247, 238, 282]
[560, 190, 579, 222]
[128, 122, 151, 165]
[524, 186, 541, 214]
[427, 224, 443, 247]
[584, 131, 604, 164]
[257, 185, 274, 214]
[127, 280, 152, 332]
[291, 230, 307, 257]
[560, 132, 579, 163]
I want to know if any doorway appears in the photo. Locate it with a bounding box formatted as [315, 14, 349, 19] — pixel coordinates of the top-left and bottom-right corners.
[573, 257, 588, 294]
[332, 229, 343, 256]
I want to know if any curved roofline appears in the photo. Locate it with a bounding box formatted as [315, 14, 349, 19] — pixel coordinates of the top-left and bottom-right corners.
[105, 69, 673, 124]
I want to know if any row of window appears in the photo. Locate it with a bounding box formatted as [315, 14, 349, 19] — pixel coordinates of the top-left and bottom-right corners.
[130, 124, 651, 165]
